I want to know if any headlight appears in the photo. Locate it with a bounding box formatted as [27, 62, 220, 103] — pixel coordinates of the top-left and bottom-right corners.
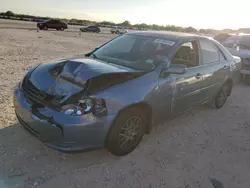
[19, 64, 40, 89]
[62, 97, 107, 117]
[19, 79, 23, 89]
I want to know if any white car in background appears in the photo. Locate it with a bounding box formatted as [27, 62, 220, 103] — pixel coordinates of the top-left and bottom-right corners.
[110, 26, 128, 34]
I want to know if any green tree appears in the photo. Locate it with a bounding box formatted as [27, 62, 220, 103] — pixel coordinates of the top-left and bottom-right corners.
[185, 26, 197, 33]
[120, 20, 131, 27]
[5, 10, 15, 17]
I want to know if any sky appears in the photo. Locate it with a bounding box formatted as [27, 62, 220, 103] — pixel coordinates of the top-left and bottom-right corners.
[1, 0, 250, 29]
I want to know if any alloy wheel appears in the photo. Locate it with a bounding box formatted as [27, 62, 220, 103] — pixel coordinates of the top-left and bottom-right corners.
[118, 116, 143, 150]
[216, 85, 228, 107]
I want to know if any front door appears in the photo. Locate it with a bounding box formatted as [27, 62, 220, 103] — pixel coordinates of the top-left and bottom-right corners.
[197, 39, 230, 101]
[89, 26, 95, 31]
[47, 20, 57, 29]
[171, 41, 206, 113]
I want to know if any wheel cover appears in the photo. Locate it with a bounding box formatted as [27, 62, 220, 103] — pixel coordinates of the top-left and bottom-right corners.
[217, 85, 228, 106]
[118, 116, 142, 150]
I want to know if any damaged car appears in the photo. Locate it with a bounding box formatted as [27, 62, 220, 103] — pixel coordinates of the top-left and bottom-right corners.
[14, 32, 237, 156]
[214, 33, 250, 84]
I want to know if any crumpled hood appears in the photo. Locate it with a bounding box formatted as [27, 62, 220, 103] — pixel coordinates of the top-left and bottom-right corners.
[26, 58, 144, 104]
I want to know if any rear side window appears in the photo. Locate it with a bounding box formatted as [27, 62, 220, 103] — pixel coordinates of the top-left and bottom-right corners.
[200, 39, 219, 64]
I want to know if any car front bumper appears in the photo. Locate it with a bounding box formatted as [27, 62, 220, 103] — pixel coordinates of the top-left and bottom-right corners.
[13, 85, 117, 152]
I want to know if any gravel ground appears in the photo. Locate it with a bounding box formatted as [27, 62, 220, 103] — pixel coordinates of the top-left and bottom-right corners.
[0, 28, 250, 188]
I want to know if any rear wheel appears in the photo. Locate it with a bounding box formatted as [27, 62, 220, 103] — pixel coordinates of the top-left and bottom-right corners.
[106, 108, 146, 156]
[209, 82, 230, 109]
[60, 27, 64, 31]
[44, 25, 48, 30]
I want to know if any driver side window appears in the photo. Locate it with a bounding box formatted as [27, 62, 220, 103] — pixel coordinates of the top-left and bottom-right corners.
[171, 41, 199, 68]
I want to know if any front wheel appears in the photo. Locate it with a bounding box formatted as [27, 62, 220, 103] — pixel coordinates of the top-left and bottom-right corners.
[60, 27, 64, 31]
[106, 108, 146, 156]
[43, 25, 48, 30]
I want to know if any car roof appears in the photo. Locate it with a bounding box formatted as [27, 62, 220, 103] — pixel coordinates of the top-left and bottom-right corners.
[127, 31, 209, 41]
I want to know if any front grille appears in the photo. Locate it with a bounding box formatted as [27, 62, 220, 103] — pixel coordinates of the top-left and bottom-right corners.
[22, 80, 61, 111]
[23, 80, 47, 102]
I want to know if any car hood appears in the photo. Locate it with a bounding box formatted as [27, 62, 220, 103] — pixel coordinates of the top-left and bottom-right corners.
[25, 58, 144, 105]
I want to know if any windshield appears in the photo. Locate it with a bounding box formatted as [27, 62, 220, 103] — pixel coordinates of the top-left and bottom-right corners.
[92, 34, 174, 71]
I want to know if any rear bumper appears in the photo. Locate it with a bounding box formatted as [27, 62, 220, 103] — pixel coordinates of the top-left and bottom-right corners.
[14, 85, 117, 152]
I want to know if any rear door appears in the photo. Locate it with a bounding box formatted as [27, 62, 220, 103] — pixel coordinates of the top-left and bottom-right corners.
[197, 39, 230, 100]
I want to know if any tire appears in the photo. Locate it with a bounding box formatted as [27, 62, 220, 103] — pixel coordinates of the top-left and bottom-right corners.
[106, 108, 146, 156]
[83, 29, 87, 32]
[56, 28, 59, 31]
[116, 30, 119, 34]
[208, 82, 230, 109]
[111, 31, 114, 34]
[44, 25, 48, 30]
[96, 30, 100, 33]
[60, 27, 64, 31]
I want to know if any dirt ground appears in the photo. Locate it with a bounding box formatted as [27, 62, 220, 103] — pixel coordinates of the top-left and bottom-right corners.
[0, 19, 119, 34]
[0, 28, 250, 188]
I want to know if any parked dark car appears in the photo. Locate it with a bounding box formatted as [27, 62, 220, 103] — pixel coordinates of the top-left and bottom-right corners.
[14, 31, 237, 156]
[80, 25, 101, 33]
[214, 33, 250, 83]
[37, 19, 68, 31]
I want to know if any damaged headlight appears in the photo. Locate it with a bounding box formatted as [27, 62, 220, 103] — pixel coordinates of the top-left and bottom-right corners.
[19, 64, 40, 89]
[62, 98, 107, 117]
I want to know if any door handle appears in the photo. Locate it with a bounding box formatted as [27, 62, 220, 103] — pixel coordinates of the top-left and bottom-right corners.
[195, 73, 202, 79]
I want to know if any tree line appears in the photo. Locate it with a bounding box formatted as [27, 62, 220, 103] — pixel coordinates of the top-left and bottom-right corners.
[1, 10, 250, 35]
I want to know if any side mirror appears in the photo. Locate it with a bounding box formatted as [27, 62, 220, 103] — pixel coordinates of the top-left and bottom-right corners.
[162, 64, 187, 76]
